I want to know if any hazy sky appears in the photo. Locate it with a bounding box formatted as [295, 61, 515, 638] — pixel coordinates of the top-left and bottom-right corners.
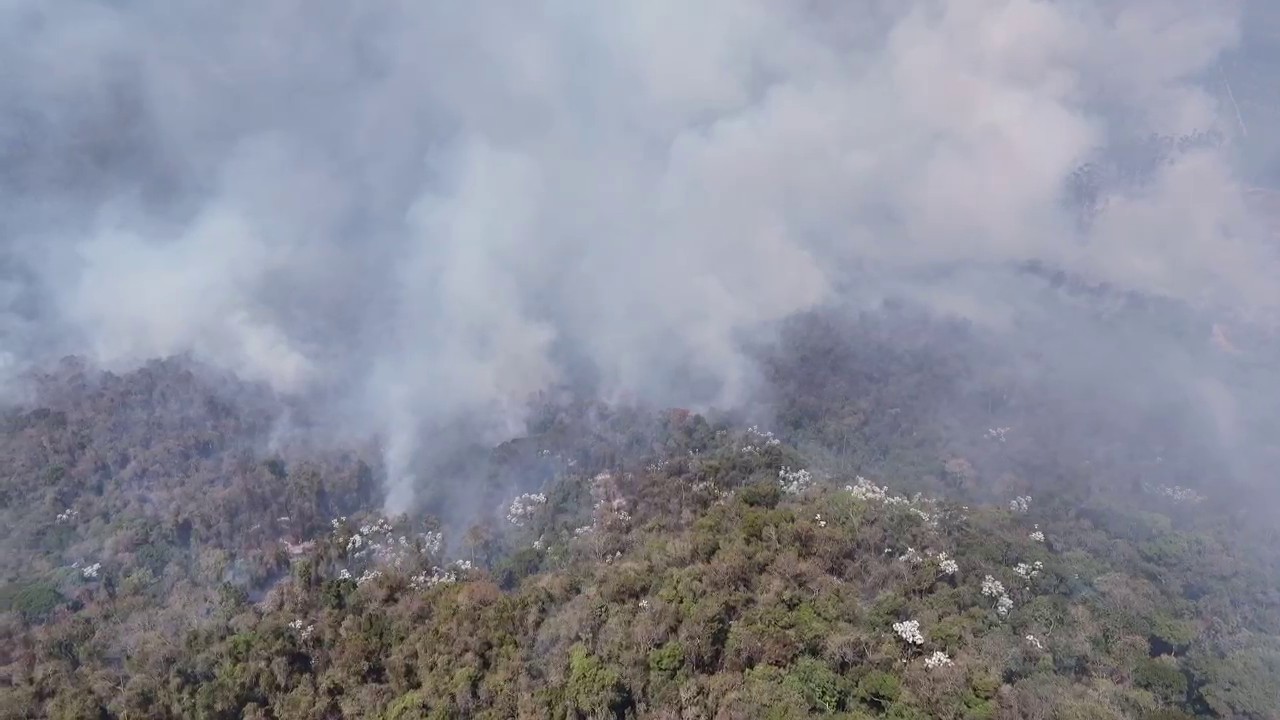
[1, 0, 1276, 511]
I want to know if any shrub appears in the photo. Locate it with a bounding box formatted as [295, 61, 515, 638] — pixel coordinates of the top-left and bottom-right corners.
[739, 481, 783, 509]
[1132, 658, 1187, 705]
[1147, 615, 1196, 655]
[135, 542, 172, 576]
[855, 670, 902, 712]
[648, 641, 685, 677]
[784, 656, 846, 713]
[0, 580, 64, 621]
[729, 665, 810, 720]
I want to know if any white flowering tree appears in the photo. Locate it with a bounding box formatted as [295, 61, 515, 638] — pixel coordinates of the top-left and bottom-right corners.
[326, 513, 448, 592]
[893, 619, 925, 648]
[924, 650, 954, 669]
[982, 575, 1014, 619]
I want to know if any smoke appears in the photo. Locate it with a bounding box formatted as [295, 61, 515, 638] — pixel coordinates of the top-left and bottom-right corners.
[1, 0, 1276, 512]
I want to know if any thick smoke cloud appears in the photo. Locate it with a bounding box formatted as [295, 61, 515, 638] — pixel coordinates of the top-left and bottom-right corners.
[1, 0, 1275, 512]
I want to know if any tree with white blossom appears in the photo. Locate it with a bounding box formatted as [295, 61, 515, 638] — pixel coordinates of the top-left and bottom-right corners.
[924, 651, 953, 669]
[1014, 561, 1043, 581]
[986, 427, 1012, 442]
[996, 595, 1014, 617]
[982, 574, 1014, 618]
[506, 492, 547, 526]
[778, 466, 813, 494]
[937, 552, 959, 577]
[893, 619, 925, 646]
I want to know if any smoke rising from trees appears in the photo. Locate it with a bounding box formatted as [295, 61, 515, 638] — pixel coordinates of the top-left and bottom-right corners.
[1, 0, 1277, 512]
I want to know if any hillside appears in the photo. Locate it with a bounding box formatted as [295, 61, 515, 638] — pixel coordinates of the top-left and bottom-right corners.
[2, 311, 1280, 719]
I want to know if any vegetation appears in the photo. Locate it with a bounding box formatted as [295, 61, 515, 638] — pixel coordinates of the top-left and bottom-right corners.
[2, 310, 1279, 718]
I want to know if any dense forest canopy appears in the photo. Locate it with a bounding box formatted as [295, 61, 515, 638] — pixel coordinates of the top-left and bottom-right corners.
[4, 304, 1280, 719]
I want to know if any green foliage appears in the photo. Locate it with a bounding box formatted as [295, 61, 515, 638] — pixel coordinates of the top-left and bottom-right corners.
[217, 581, 248, 611]
[968, 670, 999, 701]
[321, 577, 354, 609]
[1189, 646, 1280, 719]
[1132, 658, 1187, 705]
[1147, 615, 1197, 652]
[732, 665, 810, 720]
[135, 541, 173, 576]
[648, 641, 685, 676]
[784, 656, 847, 713]
[382, 691, 430, 720]
[866, 591, 906, 629]
[885, 705, 930, 720]
[293, 558, 314, 587]
[962, 702, 996, 720]
[0, 580, 64, 620]
[855, 670, 902, 712]
[1052, 698, 1125, 720]
[1140, 711, 1196, 720]
[740, 481, 783, 508]
[565, 644, 626, 717]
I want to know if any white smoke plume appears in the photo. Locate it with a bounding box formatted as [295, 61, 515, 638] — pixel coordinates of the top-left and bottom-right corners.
[0, 0, 1275, 511]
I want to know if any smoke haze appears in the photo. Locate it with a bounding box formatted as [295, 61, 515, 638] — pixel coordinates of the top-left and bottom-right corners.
[2, 0, 1278, 512]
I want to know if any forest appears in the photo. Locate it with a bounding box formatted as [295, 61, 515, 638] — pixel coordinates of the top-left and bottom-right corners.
[2, 307, 1279, 719]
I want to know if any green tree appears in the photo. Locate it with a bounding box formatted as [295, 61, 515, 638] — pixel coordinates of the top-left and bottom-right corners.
[565, 644, 626, 719]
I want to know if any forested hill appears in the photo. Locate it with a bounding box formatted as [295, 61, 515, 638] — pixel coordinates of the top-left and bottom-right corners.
[3, 310, 1280, 720]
